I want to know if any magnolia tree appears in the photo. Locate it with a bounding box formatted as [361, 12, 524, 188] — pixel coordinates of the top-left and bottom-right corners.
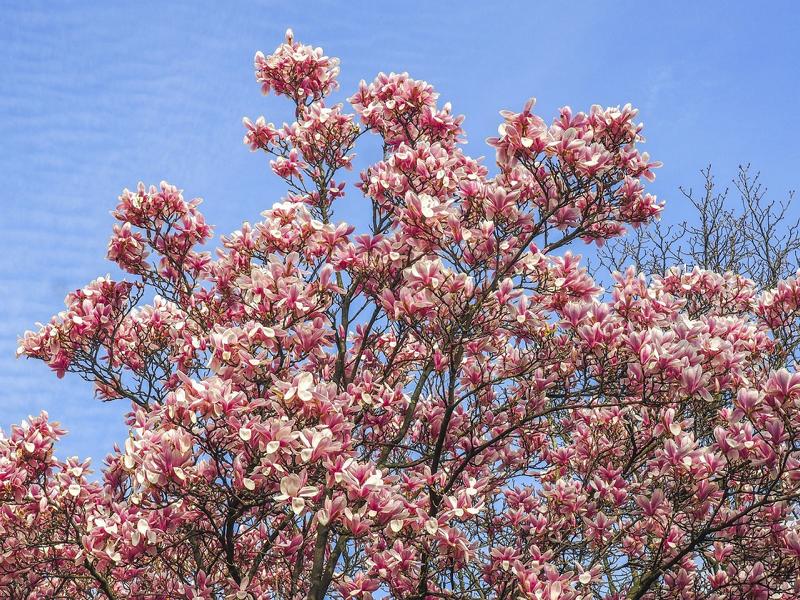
[5, 30, 800, 600]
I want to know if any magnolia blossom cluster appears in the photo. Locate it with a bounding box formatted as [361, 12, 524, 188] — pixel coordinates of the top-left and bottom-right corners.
[7, 30, 800, 600]
[349, 71, 464, 149]
[254, 29, 340, 106]
[488, 99, 662, 242]
[108, 181, 213, 284]
[16, 277, 137, 379]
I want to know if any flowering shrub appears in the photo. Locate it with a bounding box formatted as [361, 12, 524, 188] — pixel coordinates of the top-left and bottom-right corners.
[7, 30, 800, 600]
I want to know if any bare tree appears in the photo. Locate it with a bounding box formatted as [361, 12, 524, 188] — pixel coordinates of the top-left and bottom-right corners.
[596, 164, 800, 290]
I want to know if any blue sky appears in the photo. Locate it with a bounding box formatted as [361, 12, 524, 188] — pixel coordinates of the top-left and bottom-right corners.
[1, 1, 799, 464]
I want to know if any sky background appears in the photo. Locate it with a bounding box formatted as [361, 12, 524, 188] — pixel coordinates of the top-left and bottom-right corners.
[2, 1, 799, 464]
